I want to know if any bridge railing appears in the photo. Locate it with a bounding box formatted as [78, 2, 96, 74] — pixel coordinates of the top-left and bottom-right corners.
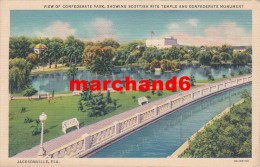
[45, 75, 251, 158]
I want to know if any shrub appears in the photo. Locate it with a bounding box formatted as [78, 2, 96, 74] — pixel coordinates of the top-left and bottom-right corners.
[20, 107, 26, 113]
[24, 117, 33, 123]
[207, 74, 215, 81]
[157, 90, 163, 96]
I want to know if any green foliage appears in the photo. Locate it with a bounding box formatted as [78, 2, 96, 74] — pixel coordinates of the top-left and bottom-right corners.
[198, 51, 212, 65]
[84, 45, 114, 75]
[190, 74, 196, 86]
[222, 74, 226, 78]
[9, 36, 32, 59]
[157, 90, 163, 96]
[86, 94, 107, 117]
[9, 58, 32, 93]
[113, 99, 117, 109]
[24, 117, 33, 123]
[80, 90, 107, 117]
[78, 100, 84, 112]
[67, 65, 78, 80]
[23, 86, 38, 99]
[106, 90, 112, 103]
[207, 74, 215, 81]
[20, 107, 26, 113]
[232, 51, 251, 65]
[31, 119, 41, 136]
[240, 90, 251, 102]
[63, 36, 85, 65]
[181, 96, 252, 158]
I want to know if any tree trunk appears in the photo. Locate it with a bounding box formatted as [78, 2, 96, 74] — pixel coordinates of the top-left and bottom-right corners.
[55, 59, 57, 68]
[49, 58, 51, 68]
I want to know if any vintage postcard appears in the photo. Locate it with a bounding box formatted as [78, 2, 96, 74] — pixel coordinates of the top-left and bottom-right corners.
[0, 0, 260, 167]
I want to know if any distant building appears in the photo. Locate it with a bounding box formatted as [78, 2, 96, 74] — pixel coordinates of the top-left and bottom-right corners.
[232, 46, 247, 52]
[146, 36, 179, 49]
[34, 44, 47, 54]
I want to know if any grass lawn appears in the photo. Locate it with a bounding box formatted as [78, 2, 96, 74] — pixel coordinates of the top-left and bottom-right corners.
[31, 64, 86, 74]
[9, 89, 178, 157]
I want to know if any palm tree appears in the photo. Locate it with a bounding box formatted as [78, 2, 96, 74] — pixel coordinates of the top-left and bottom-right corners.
[90, 57, 113, 76]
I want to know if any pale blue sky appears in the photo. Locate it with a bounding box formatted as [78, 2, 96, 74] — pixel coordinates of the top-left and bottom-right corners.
[11, 10, 252, 46]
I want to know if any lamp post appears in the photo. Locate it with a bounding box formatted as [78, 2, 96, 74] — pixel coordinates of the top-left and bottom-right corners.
[38, 112, 47, 157]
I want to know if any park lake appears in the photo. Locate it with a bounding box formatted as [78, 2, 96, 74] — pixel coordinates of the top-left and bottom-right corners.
[30, 65, 251, 93]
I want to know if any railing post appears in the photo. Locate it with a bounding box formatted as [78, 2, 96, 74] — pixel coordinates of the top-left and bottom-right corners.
[135, 113, 141, 124]
[153, 105, 159, 116]
[83, 134, 91, 150]
[114, 121, 120, 135]
[200, 89, 203, 97]
[167, 100, 172, 109]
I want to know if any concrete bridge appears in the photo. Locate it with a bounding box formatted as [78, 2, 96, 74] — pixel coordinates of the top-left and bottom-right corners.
[14, 75, 252, 158]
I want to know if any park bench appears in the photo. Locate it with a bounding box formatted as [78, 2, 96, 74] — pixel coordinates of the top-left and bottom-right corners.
[38, 92, 49, 99]
[72, 90, 82, 95]
[62, 118, 80, 134]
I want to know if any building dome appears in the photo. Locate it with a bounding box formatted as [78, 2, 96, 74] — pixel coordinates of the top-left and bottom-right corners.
[34, 44, 47, 54]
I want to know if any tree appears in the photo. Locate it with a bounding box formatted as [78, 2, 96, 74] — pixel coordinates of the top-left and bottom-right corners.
[97, 38, 120, 48]
[23, 86, 38, 100]
[9, 58, 32, 93]
[52, 90, 55, 99]
[113, 99, 117, 109]
[67, 65, 78, 80]
[86, 94, 106, 117]
[141, 47, 162, 63]
[190, 74, 196, 86]
[78, 100, 84, 112]
[85, 46, 114, 75]
[126, 50, 141, 65]
[219, 44, 233, 55]
[220, 52, 231, 63]
[212, 55, 222, 64]
[106, 90, 112, 103]
[150, 59, 161, 72]
[63, 36, 84, 65]
[197, 51, 212, 65]
[232, 51, 251, 65]
[26, 53, 39, 67]
[240, 90, 251, 102]
[47, 37, 64, 68]
[160, 59, 173, 71]
[9, 36, 32, 59]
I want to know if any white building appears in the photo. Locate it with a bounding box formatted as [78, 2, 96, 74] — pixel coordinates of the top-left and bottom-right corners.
[146, 36, 179, 49]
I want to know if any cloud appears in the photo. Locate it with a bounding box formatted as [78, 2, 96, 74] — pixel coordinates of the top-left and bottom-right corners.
[34, 21, 76, 38]
[168, 21, 251, 46]
[168, 23, 180, 30]
[186, 19, 199, 27]
[87, 18, 117, 41]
